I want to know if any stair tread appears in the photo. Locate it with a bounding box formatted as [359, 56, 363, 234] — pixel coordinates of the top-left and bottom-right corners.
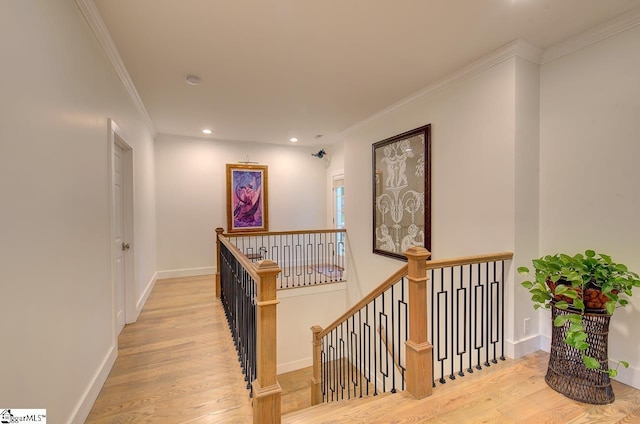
[283, 392, 397, 422]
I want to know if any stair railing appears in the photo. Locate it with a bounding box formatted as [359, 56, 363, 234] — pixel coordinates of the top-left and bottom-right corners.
[311, 247, 432, 403]
[426, 252, 512, 385]
[218, 228, 347, 290]
[311, 248, 513, 405]
[216, 228, 282, 423]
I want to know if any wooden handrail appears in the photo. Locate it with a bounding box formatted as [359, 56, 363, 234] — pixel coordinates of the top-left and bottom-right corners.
[222, 228, 346, 238]
[316, 251, 513, 341]
[218, 234, 262, 281]
[426, 252, 513, 270]
[311, 249, 513, 405]
[317, 264, 408, 339]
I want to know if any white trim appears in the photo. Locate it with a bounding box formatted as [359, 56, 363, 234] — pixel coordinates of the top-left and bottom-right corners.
[504, 335, 543, 359]
[277, 357, 312, 374]
[68, 343, 117, 424]
[74, 0, 156, 137]
[542, 7, 640, 64]
[540, 334, 551, 353]
[133, 271, 158, 321]
[612, 361, 640, 389]
[156, 266, 216, 280]
[341, 39, 542, 137]
[108, 119, 137, 329]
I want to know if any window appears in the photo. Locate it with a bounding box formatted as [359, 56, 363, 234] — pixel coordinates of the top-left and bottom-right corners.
[333, 175, 345, 256]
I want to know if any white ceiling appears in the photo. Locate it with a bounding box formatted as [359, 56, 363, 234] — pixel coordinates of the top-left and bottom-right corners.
[93, 0, 640, 146]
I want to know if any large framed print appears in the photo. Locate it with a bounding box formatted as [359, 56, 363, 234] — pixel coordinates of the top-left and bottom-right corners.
[372, 125, 431, 260]
[226, 164, 269, 233]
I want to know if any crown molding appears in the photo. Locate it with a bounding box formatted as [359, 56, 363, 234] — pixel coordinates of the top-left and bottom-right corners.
[341, 39, 541, 137]
[542, 7, 640, 64]
[75, 0, 157, 137]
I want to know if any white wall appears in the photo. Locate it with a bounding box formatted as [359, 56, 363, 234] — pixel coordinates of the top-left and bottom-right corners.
[277, 284, 347, 373]
[341, 57, 519, 306]
[154, 134, 328, 276]
[540, 25, 640, 387]
[0, 1, 156, 422]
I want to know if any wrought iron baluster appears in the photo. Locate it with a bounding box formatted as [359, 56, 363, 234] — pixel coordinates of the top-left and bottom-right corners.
[390, 284, 396, 393]
[448, 266, 455, 381]
[484, 262, 490, 367]
[500, 261, 506, 361]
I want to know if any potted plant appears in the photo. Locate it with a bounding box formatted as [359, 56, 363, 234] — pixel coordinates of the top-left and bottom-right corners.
[519, 250, 640, 377]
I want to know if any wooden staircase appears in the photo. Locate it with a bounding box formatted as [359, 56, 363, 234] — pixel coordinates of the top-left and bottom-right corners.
[282, 351, 640, 423]
[283, 392, 396, 423]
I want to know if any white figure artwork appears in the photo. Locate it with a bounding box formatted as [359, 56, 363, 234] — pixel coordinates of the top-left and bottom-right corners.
[375, 132, 426, 256]
[380, 140, 414, 189]
[401, 223, 424, 252]
[376, 224, 396, 252]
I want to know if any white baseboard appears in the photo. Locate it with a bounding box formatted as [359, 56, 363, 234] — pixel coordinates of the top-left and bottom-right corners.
[505, 335, 543, 359]
[611, 361, 640, 389]
[131, 271, 158, 322]
[539, 334, 550, 352]
[156, 266, 215, 279]
[69, 343, 117, 424]
[278, 357, 312, 374]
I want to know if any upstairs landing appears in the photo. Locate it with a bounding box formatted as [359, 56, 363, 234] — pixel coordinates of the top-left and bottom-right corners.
[87, 275, 640, 423]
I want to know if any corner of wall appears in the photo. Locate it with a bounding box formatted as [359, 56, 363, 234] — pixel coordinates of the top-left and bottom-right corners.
[132, 271, 158, 322]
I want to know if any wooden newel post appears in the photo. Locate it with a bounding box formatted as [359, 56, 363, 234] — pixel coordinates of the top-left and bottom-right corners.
[253, 260, 282, 424]
[310, 325, 323, 406]
[404, 246, 433, 399]
[215, 227, 224, 298]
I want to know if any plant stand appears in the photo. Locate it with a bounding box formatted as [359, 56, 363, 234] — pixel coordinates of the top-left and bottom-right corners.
[545, 304, 614, 404]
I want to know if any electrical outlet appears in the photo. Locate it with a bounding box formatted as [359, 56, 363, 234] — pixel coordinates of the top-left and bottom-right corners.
[524, 318, 530, 335]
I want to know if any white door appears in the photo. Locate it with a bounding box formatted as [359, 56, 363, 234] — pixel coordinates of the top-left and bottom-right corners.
[113, 142, 126, 334]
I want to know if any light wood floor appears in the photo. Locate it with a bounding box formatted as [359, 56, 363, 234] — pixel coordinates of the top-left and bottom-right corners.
[87, 275, 640, 423]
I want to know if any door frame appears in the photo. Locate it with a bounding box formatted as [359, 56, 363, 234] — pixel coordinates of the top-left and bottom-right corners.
[108, 118, 136, 334]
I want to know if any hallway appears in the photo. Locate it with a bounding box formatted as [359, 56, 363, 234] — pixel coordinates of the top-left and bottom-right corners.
[86, 275, 253, 423]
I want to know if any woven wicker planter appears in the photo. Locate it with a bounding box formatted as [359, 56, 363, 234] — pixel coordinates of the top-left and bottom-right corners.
[546, 303, 614, 404]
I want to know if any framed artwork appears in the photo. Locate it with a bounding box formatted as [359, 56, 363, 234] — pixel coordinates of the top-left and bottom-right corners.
[372, 124, 431, 260]
[226, 164, 269, 233]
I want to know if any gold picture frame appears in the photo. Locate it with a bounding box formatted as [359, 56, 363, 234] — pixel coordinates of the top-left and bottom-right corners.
[226, 164, 269, 233]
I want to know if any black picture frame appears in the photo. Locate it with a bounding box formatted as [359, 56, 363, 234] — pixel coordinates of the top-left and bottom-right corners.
[372, 124, 431, 260]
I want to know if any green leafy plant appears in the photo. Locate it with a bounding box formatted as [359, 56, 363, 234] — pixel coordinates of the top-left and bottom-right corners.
[518, 250, 640, 377]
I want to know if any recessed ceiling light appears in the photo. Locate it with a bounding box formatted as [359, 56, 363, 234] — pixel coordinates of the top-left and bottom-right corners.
[202, 129, 212, 134]
[290, 137, 298, 142]
[186, 75, 201, 86]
